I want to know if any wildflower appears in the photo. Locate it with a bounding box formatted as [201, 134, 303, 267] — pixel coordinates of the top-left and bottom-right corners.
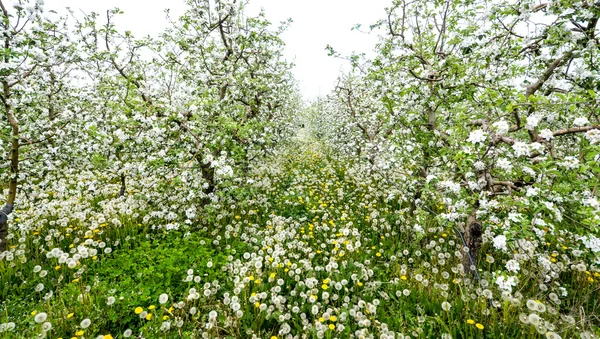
[330, 315, 337, 322]
[528, 313, 541, 326]
[67, 313, 74, 319]
[123, 329, 132, 337]
[467, 319, 475, 325]
[135, 307, 143, 314]
[80, 318, 91, 328]
[75, 330, 84, 336]
[441, 301, 451, 311]
[475, 323, 484, 330]
[329, 324, 335, 330]
[34, 312, 47, 323]
[42, 322, 52, 332]
[146, 313, 153, 320]
[159, 294, 169, 304]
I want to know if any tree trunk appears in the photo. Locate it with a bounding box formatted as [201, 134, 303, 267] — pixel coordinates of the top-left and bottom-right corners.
[0, 1, 18, 253]
[462, 212, 482, 276]
[0, 107, 19, 252]
[118, 174, 126, 197]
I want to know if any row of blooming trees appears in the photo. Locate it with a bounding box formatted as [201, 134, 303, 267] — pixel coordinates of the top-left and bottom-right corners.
[311, 0, 600, 272]
[0, 0, 299, 251]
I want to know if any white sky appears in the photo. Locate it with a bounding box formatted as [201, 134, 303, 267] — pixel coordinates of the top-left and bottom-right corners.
[40, 0, 388, 99]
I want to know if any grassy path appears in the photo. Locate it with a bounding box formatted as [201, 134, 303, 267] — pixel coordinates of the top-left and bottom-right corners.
[1, 143, 598, 338]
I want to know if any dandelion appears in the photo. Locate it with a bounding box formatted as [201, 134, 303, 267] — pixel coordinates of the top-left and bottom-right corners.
[528, 313, 541, 326]
[441, 301, 451, 311]
[123, 329, 132, 337]
[107, 296, 115, 305]
[135, 307, 143, 314]
[34, 312, 47, 323]
[159, 293, 169, 304]
[467, 319, 475, 325]
[519, 314, 529, 325]
[475, 323, 484, 330]
[81, 318, 91, 328]
[41, 322, 52, 332]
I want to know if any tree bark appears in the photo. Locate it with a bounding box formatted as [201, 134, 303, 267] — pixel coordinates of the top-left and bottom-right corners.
[0, 106, 18, 252]
[462, 212, 482, 276]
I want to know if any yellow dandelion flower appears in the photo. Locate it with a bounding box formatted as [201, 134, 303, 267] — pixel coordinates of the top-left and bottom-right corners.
[319, 317, 325, 322]
[135, 307, 143, 314]
[467, 319, 475, 325]
[75, 330, 84, 336]
[476, 323, 484, 330]
[146, 313, 153, 320]
[330, 315, 337, 322]
[329, 324, 335, 330]
[67, 313, 74, 319]
[148, 305, 155, 310]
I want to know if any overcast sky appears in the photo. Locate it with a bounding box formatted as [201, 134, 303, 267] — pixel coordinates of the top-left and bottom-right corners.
[41, 0, 389, 99]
